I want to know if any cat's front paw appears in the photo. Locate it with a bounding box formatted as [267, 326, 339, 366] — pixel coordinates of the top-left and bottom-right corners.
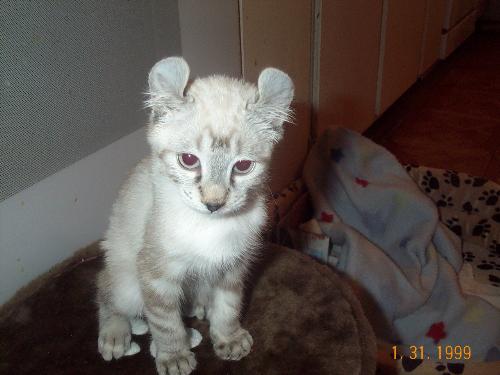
[155, 349, 197, 375]
[98, 316, 131, 361]
[212, 328, 253, 361]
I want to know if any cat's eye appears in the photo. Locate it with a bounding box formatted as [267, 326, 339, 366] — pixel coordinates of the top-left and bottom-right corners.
[178, 153, 200, 169]
[233, 159, 254, 174]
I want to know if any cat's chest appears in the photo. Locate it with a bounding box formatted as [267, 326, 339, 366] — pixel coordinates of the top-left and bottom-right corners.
[176, 215, 244, 249]
[158, 205, 265, 262]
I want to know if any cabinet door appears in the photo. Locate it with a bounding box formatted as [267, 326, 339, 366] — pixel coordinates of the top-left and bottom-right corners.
[420, 0, 448, 75]
[316, 0, 383, 135]
[240, 0, 312, 191]
[376, 0, 427, 115]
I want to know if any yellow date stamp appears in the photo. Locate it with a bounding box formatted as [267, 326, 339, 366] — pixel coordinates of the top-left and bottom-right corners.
[392, 345, 472, 360]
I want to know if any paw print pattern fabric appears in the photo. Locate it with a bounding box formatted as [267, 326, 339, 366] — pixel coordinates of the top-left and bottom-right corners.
[302, 127, 500, 362]
[405, 166, 500, 294]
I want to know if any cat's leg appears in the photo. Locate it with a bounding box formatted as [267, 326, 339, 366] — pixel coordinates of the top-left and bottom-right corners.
[96, 269, 135, 361]
[208, 269, 253, 361]
[138, 255, 196, 375]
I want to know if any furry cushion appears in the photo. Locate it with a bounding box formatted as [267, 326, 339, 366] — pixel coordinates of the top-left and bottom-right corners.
[0, 243, 376, 374]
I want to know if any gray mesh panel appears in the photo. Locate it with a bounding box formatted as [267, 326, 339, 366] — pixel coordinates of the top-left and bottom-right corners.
[0, 0, 181, 201]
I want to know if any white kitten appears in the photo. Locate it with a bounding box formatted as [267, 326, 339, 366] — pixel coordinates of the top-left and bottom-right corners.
[96, 57, 293, 375]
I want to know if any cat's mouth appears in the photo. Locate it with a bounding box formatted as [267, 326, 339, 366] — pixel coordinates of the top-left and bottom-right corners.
[185, 200, 228, 216]
[204, 202, 225, 214]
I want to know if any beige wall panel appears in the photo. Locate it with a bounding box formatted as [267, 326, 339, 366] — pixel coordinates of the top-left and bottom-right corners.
[240, 0, 313, 191]
[420, 0, 448, 75]
[377, 0, 427, 115]
[316, 0, 383, 135]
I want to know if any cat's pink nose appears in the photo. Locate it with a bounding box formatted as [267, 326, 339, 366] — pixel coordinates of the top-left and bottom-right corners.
[205, 202, 224, 213]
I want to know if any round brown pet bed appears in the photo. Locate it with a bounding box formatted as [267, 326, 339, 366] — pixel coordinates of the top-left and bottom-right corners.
[0, 243, 376, 375]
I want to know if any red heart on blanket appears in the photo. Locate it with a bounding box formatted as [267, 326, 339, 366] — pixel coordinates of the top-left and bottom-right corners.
[355, 177, 369, 188]
[320, 211, 334, 222]
[426, 321, 447, 344]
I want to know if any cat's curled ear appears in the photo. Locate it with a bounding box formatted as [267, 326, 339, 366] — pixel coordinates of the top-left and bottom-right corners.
[250, 68, 294, 142]
[146, 57, 190, 119]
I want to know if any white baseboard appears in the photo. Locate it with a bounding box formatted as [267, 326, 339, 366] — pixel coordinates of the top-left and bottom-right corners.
[0, 127, 148, 305]
[440, 9, 477, 59]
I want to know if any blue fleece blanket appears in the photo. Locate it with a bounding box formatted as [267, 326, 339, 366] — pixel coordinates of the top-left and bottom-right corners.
[302, 128, 500, 361]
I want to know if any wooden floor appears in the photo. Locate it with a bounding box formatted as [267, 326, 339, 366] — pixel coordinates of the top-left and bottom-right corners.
[366, 31, 500, 184]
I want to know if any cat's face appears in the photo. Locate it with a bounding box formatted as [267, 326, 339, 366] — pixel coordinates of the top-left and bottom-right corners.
[146, 58, 294, 215]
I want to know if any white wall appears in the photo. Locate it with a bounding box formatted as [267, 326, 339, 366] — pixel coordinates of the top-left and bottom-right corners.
[177, 0, 241, 78]
[0, 127, 148, 304]
[0, 1, 244, 306]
